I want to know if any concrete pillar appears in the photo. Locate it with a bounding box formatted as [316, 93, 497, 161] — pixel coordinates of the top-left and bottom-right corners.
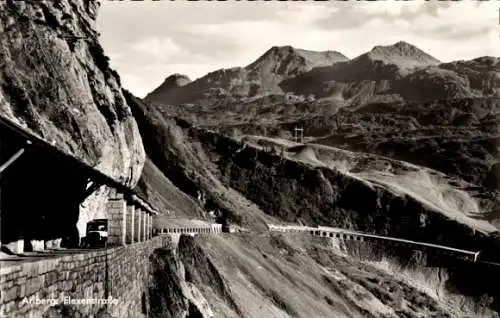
[126, 204, 135, 244]
[142, 210, 146, 241]
[135, 206, 142, 242]
[107, 189, 126, 246]
[150, 215, 153, 238]
[139, 208, 144, 242]
[148, 214, 152, 239]
[150, 215, 154, 238]
[148, 213, 151, 239]
[145, 214, 149, 239]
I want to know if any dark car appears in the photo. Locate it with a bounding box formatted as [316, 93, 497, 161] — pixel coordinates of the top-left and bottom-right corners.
[81, 219, 108, 248]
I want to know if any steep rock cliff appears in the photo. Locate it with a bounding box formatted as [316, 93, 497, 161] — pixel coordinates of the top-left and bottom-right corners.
[0, 0, 145, 236]
[0, 0, 145, 186]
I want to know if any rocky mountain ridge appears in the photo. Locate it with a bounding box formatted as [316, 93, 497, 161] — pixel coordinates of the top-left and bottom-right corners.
[145, 41, 499, 113]
[145, 45, 349, 106]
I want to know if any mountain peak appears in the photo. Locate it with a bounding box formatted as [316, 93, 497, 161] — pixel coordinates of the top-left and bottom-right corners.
[270, 45, 295, 52]
[163, 73, 192, 87]
[246, 45, 348, 77]
[252, 45, 298, 63]
[394, 40, 414, 48]
[371, 41, 425, 54]
[367, 41, 441, 68]
[144, 73, 192, 102]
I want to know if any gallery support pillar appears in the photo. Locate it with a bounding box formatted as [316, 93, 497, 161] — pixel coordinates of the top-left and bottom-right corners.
[135, 206, 142, 242]
[126, 204, 135, 244]
[147, 214, 152, 239]
[149, 214, 153, 239]
[107, 189, 126, 246]
[142, 209, 146, 242]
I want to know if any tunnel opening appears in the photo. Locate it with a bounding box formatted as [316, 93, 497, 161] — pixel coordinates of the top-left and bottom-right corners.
[0, 129, 89, 253]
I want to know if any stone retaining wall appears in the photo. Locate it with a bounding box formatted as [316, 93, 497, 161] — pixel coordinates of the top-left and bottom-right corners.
[0, 236, 173, 318]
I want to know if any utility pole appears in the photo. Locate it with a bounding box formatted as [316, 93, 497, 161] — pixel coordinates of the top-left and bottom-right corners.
[294, 126, 304, 143]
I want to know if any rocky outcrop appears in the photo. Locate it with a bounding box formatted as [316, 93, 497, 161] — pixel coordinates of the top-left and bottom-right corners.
[149, 247, 214, 318]
[0, 0, 145, 187]
[440, 56, 500, 97]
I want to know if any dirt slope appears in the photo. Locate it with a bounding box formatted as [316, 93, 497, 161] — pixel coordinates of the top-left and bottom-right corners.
[149, 234, 499, 318]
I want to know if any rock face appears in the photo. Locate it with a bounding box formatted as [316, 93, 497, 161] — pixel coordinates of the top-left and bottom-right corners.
[149, 247, 213, 318]
[0, 0, 145, 187]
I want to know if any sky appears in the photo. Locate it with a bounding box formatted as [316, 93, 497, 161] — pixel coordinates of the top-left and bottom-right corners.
[96, 1, 499, 98]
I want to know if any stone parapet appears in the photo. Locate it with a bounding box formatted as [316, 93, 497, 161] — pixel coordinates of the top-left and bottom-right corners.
[0, 236, 172, 318]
